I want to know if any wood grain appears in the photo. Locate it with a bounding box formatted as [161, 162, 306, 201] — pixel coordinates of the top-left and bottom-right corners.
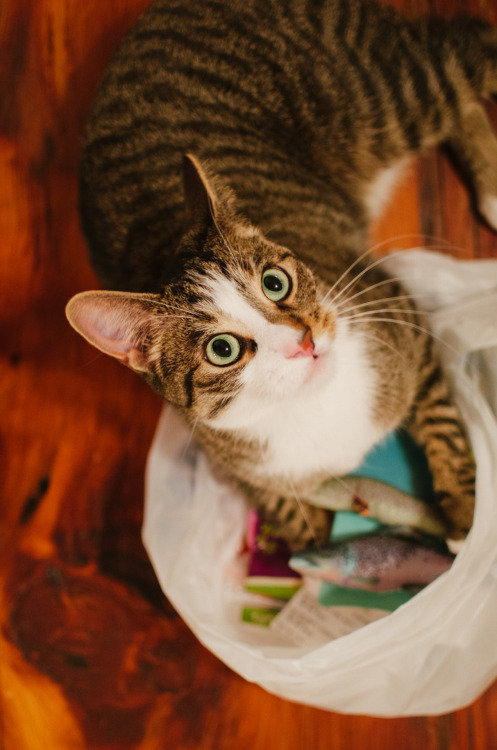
[1, 1, 497, 748]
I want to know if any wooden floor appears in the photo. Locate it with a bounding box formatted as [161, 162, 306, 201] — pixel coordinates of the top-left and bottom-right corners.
[2, 0, 497, 747]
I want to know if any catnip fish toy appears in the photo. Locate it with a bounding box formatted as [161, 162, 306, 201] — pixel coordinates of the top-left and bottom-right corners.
[307, 476, 448, 538]
[289, 535, 455, 592]
[305, 429, 449, 539]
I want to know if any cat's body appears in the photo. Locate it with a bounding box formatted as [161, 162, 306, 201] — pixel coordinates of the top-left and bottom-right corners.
[67, 0, 497, 546]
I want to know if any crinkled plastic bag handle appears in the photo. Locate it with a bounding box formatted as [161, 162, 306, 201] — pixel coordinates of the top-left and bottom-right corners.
[143, 251, 497, 716]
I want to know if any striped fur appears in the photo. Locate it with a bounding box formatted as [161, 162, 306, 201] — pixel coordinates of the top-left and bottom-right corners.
[67, 0, 497, 547]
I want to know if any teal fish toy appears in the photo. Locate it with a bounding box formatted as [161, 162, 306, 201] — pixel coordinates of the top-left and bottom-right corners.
[289, 535, 455, 592]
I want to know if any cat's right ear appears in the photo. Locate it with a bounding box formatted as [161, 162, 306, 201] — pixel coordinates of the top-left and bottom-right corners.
[65, 290, 163, 373]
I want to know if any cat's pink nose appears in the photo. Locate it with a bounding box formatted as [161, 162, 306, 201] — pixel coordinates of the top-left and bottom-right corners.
[288, 327, 317, 358]
[300, 327, 315, 354]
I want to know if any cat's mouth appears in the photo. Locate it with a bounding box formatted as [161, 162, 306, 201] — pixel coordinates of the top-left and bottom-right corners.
[285, 346, 319, 361]
[288, 349, 319, 360]
[287, 341, 330, 388]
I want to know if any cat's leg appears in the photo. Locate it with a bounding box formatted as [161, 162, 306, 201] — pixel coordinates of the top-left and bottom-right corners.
[448, 102, 497, 231]
[407, 342, 476, 542]
[254, 491, 333, 551]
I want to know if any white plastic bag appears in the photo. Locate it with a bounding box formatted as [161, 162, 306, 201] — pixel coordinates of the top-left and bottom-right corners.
[143, 250, 497, 717]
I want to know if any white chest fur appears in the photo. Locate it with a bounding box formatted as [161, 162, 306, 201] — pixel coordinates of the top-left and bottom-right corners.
[253, 330, 382, 481]
[233, 325, 383, 483]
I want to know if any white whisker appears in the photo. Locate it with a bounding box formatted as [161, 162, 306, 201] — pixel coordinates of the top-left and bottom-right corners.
[345, 315, 461, 354]
[366, 232, 459, 256]
[336, 293, 427, 316]
[322, 246, 379, 305]
[330, 276, 409, 309]
[325, 249, 410, 308]
[323, 232, 463, 311]
[341, 307, 428, 319]
[332, 275, 430, 311]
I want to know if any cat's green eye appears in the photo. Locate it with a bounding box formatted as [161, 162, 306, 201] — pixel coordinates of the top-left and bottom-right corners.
[205, 334, 242, 366]
[262, 267, 291, 302]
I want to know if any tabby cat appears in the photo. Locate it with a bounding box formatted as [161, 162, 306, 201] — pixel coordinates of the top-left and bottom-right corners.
[66, 0, 497, 548]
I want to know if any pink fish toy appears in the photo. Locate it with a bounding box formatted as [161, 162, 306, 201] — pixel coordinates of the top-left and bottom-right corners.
[289, 535, 455, 592]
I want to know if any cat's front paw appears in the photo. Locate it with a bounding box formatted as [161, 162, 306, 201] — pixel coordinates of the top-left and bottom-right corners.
[437, 487, 475, 543]
[427, 445, 476, 544]
[274, 502, 333, 552]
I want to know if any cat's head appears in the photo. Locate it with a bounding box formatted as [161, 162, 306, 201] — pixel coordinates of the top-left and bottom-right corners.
[66, 155, 338, 429]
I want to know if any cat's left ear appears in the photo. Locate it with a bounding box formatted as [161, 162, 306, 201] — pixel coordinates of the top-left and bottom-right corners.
[65, 290, 163, 373]
[183, 153, 232, 226]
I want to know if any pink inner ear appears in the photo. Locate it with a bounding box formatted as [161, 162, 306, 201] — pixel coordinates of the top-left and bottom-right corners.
[67, 293, 152, 370]
[91, 306, 139, 356]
